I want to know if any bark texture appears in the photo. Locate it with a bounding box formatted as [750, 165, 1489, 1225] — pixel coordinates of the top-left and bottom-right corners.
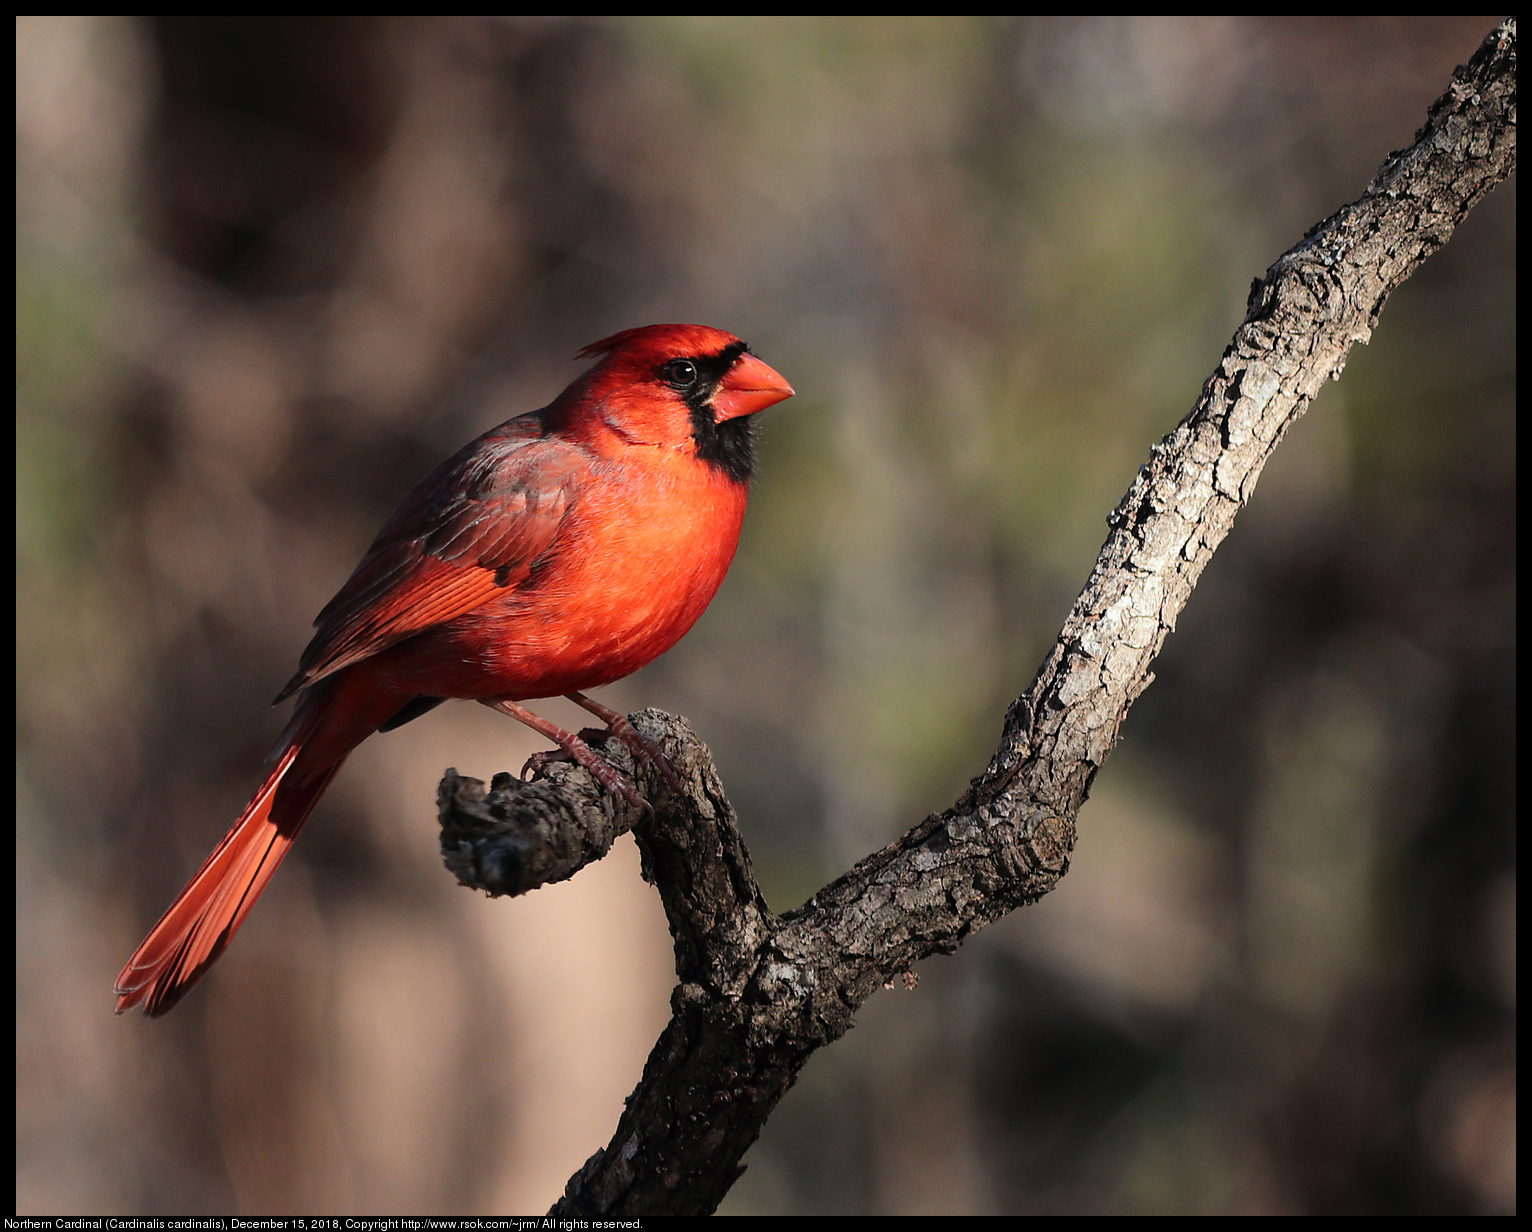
[432, 18, 1516, 1217]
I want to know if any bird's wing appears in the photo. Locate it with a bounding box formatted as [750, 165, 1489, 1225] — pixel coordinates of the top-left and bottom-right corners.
[276, 415, 588, 700]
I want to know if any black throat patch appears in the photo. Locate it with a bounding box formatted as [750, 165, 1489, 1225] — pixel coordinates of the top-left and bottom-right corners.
[679, 341, 755, 485]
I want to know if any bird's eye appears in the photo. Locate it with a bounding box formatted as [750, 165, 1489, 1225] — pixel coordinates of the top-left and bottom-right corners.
[662, 359, 699, 389]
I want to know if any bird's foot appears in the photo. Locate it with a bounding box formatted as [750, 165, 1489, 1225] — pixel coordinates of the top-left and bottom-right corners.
[519, 726, 606, 779]
[483, 699, 651, 815]
[520, 747, 570, 779]
[565, 692, 685, 794]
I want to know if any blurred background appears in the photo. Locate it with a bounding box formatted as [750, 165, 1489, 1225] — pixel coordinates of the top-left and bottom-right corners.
[16, 16, 1514, 1215]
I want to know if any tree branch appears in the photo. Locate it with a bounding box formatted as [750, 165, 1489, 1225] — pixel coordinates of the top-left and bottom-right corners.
[435, 17, 1516, 1217]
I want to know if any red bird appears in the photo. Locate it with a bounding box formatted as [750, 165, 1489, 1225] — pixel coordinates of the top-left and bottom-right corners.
[115, 323, 794, 1017]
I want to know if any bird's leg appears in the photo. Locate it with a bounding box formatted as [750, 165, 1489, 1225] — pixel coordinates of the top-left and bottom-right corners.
[481, 698, 650, 814]
[565, 691, 685, 794]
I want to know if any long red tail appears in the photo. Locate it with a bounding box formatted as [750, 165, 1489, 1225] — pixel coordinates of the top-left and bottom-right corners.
[114, 689, 349, 1018]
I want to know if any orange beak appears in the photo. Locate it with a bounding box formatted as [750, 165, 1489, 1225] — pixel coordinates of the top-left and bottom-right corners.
[711, 353, 795, 422]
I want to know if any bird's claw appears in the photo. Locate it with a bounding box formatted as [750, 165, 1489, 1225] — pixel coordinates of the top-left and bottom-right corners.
[518, 731, 652, 816]
[620, 729, 685, 795]
[563, 694, 685, 795]
[520, 748, 572, 780]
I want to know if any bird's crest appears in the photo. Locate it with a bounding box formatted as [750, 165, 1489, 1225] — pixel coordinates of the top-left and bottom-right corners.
[575, 323, 742, 363]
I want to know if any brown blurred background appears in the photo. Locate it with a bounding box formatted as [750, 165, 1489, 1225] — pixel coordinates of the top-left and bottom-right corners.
[16, 16, 1514, 1215]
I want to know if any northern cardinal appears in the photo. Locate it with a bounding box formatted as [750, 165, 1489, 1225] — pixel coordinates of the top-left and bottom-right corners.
[115, 323, 794, 1017]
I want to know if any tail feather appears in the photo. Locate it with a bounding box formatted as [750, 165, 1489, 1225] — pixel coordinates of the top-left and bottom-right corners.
[115, 714, 344, 1018]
